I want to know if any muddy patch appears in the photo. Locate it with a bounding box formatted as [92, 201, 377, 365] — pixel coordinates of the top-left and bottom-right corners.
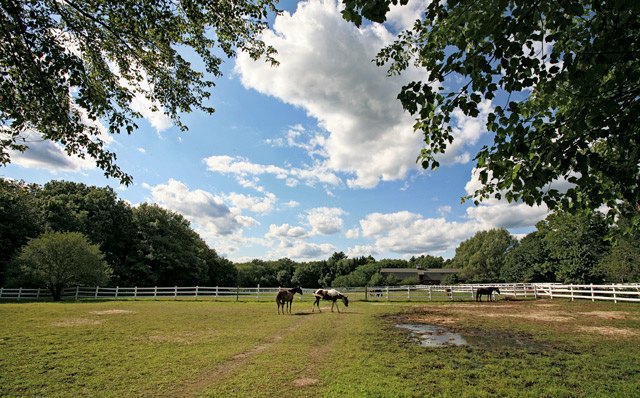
[396, 324, 466, 347]
[395, 323, 545, 352]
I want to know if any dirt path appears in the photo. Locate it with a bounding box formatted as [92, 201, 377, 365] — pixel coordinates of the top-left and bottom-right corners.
[176, 314, 314, 397]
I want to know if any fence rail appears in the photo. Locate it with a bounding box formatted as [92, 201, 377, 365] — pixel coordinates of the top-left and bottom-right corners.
[1, 283, 639, 303]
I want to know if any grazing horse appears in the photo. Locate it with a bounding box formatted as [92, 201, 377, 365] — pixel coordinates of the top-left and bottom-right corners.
[276, 286, 303, 314]
[312, 289, 349, 313]
[475, 287, 501, 302]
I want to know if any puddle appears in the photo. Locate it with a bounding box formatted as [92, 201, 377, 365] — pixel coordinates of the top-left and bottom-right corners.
[397, 323, 545, 351]
[396, 324, 467, 347]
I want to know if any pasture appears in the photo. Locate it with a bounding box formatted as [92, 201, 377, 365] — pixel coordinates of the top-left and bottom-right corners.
[1, 298, 639, 397]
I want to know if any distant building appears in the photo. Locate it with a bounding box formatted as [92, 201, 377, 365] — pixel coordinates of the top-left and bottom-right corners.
[379, 266, 462, 285]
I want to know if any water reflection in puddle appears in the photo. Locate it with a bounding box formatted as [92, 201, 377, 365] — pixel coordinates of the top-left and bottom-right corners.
[397, 323, 544, 351]
[396, 324, 467, 347]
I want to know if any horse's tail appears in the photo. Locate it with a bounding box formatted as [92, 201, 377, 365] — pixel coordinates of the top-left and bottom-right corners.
[275, 291, 284, 303]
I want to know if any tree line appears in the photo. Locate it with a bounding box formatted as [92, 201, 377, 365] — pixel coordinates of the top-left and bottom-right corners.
[2, 179, 639, 300]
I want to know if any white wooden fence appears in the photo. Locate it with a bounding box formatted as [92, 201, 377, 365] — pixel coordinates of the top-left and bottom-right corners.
[1, 283, 639, 303]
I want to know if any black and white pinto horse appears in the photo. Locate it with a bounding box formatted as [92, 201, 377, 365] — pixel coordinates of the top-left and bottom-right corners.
[475, 287, 501, 302]
[312, 289, 349, 313]
[276, 286, 303, 314]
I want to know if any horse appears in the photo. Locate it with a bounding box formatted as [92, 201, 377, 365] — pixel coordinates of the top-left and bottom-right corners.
[312, 289, 349, 313]
[368, 289, 382, 297]
[475, 287, 501, 302]
[276, 286, 303, 314]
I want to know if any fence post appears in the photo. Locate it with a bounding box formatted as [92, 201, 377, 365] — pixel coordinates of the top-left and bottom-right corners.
[386, 286, 389, 301]
[18, 287, 22, 301]
[115, 286, 119, 301]
[153, 286, 157, 301]
[134, 286, 138, 301]
[37, 287, 41, 300]
[570, 284, 574, 302]
[407, 286, 411, 301]
[591, 283, 595, 302]
[513, 284, 517, 298]
[95, 286, 99, 300]
[195, 286, 199, 301]
[174, 286, 177, 301]
[0, 287, 3, 299]
[613, 285, 618, 304]
[215, 286, 218, 301]
[75, 286, 79, 301]
[236, 286, 240, 301]
[450, 287, 454, 301]
[257, 284, 260, 302]
[365, 286, 368, 300]
[429, 285, 432, 301]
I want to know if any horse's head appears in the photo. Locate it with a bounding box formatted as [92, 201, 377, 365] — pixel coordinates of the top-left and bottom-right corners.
[495, 288, 501, 295]
[293, 286, 303, 295]
[342, 295, 349, 307]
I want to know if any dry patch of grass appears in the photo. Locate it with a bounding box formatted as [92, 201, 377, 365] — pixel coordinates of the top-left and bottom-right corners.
[49, 318, 103, 327]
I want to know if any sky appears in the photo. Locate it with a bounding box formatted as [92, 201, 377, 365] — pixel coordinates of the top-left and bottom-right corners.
[2, 0, 551, 263]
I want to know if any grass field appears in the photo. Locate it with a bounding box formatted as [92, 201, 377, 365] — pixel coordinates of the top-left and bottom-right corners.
[1, 298, 639, 397]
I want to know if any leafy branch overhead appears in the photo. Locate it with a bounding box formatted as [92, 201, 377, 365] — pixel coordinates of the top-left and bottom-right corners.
[342, 0, 640, 223]
[0, 0, 279, 184]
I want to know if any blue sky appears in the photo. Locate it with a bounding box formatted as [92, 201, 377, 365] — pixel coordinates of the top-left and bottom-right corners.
[2, 0, 550, 263]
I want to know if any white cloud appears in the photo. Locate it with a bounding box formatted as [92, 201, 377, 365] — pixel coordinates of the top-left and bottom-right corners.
[6, 130, 96, 172]
[385, 0, 431, 31]
[463, 168, 550, 229]
[223, 192, 277, 214]
[345, 227, 360, 239]
[145, 179, 241, 237]
[266, 240, 336, 261]
[466, 203, 548, 230]
[203, 155, 342, 191]
[305, 207, 346, 235]
[266, 223, 309, 240]
[346, 244, 378, 258]
[360, 211, 481, 254]
[235, 0, 428, 189]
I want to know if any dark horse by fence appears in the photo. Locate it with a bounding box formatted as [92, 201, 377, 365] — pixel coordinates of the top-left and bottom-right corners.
[276, 286, 303, 314]
[312, 289, 349, 313]
[475, 287, 501, 302]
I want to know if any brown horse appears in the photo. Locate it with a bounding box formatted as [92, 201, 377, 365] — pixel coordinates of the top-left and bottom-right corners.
[312, 289, 349, 313]
[276, 286, 303, 314]
[475, 287, 501, 302]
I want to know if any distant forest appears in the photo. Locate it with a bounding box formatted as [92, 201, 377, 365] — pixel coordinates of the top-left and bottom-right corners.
[2, 179, 639, 291]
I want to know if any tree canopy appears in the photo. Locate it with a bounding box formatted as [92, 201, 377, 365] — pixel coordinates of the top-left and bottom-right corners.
[1, 0, 278, 184]
[17, 231, 111, 300]
[342, 0, 640, 224]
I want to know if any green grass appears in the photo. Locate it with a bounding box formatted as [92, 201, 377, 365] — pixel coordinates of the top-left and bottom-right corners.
[1, 299, 639, 397]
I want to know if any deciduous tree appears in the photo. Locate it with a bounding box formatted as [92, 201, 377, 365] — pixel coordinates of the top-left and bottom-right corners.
[1, 0, 278, 184]
[0, 179, 42, 285]
[343, 0, 640, 224]
[538, 211, 609, 284]
[453, 228, 518, 282]
[17, 231, 111, 300]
